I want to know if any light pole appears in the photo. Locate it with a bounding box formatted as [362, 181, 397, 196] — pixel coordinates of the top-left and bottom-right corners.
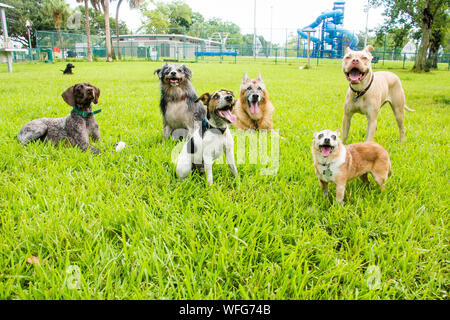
[25, 19, 32, 61]
[253, 0, 256, 60]
[364, 0, 370, 47]
[270, 5, 273, 57]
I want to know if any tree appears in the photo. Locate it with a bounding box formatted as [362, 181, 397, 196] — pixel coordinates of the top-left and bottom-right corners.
[371, 0, 448, 72]
[1, 0, 54, 47]
[91, 0, 113, 61]
[77, 0, 93, 61]
[115, 0, 143, 60]
[427, 9, 448, 68]
[140, 0, 193, 34]
[44, 0, 70, 57]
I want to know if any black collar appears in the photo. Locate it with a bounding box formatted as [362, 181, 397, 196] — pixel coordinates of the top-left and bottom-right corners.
[349, 74, 374, 102]
[202, 112, 226, 136]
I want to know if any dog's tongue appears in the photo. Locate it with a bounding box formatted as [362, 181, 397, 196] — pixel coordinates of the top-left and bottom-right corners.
[250, 102, 260, 114]
[218, 109, 236, 124]
[349, 69, 363, 83]
[321, 146, 332, 157]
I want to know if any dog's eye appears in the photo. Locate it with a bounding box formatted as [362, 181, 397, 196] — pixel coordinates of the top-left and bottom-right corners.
[362, 56, 368, 60]
[213, 94, 219, 99]
[331, 135, 336, 140]
[257, 87, 262, 90]
[318, 134, 324, 139]
[345, 56, 351, 59]
[247, 86, 252, 91]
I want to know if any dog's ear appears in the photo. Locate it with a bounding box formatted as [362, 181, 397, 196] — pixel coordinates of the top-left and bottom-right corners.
[257, 72, 264, 83]
[93, 86, 100, 104]
[335, 128, 340, 136]
[154, 63, 168, 79]
[345, 47, 351, 54]
[364, 45, 374, 52]
[61, 85, 76, 106]
[180, 64, 193, 80]
[242, 72, 249, 84]
[195, 93, 210, 105]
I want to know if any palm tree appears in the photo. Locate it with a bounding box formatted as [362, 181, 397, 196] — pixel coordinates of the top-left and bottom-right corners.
[44, 0, 70, 59]
[115, 0, 143, 60]
[91, 0, 113, 62]
[77, 0, 93, 61]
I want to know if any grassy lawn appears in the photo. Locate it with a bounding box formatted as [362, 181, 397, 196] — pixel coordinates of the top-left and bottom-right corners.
[0, 59, 448, 299]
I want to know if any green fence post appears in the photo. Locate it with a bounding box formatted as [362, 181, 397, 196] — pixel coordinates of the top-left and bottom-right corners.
[285, 47, 287, 63]
[275, 48, 277, 64]
[403, 53, 406, 69]
[382, 34, 386, 65]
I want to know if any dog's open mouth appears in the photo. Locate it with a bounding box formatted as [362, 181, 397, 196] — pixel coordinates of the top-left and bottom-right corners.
[168, 77, 181, 85]
[215, 105, 236, 124]
[319, 144, 334, 157]
[345, 68, 367, 84]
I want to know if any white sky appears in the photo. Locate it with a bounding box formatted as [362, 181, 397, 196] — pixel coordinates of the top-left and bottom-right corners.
[67, 0, 386, 45]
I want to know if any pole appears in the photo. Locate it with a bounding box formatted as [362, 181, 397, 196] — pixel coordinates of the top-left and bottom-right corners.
[27, 27, 32, 61]
[270, 5, 273, 57]
[364, 0, 369, 47]
[307, 32, 311, 68]
[253, 0, 256, 60]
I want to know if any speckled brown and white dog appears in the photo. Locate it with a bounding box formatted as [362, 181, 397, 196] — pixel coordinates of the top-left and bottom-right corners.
[342, 45, 414, 143]
[312, 128, 391, 203]
[18, 82, 102, 154]
[154, 63, 206, 139]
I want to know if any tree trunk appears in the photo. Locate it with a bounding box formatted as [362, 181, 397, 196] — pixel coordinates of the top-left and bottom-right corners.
[84, 0, 93, 62]
[413, 4, 433, 72]
[427, 28, 441, 69]
[103, 0, 113, 62]
[116, 0, 123, 60]
[56, 16, 64, 59]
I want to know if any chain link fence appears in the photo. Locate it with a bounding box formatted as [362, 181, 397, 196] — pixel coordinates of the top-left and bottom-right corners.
[9, 30, 450, 70]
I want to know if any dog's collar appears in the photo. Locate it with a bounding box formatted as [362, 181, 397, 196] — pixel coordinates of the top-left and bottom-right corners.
[349, 74, 374, 102]
[202, 113, 226, 135]
[72, 106, 101, 118]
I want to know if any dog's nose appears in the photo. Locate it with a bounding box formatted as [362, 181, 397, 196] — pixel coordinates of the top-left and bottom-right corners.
[170, 71, 177, 76]
[225, 95, 233, 102]
[251, 94, 259, 101]
[324, 138, 330, 144]
[352, 59, 359, 65]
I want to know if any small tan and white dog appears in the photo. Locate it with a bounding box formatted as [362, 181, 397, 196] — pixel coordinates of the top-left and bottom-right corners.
[176, 90, 238, 185]
[312, 128, 391, 203]
[342, 45, 415, 143]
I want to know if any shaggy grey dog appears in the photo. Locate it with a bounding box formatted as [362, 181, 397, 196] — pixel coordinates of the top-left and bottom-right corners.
[18, 82, 102, 154]
[154, 63, 206, 139]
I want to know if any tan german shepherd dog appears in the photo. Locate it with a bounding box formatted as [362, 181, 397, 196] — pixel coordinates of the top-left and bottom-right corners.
[233, 72, 274, 130]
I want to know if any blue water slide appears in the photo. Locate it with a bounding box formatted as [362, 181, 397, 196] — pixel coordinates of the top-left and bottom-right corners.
[297, 9, 343, 42]
[323, 22, 358, 48]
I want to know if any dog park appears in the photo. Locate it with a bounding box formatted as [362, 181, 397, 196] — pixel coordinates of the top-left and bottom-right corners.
[0, 0, 448, 302]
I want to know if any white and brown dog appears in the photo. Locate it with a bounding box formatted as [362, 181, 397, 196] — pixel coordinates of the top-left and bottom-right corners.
[342, 45, 415, 143]
[312, 128, 391, 203]
[176, 90, 238, 185]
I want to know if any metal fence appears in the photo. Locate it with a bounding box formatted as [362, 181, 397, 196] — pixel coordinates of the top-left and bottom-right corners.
[10, 30, 450, 69]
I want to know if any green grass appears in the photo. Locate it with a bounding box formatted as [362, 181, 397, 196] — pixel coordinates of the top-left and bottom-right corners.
[0, 59, 448, 299]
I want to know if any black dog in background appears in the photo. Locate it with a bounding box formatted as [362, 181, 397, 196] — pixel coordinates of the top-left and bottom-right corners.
[62, 63, 75, 74]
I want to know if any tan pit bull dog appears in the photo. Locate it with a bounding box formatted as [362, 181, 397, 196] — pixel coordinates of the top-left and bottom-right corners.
[341, 45, 415, 143]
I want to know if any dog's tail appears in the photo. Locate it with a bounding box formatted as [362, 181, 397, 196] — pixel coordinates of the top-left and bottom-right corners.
[404, 105, 415, 112]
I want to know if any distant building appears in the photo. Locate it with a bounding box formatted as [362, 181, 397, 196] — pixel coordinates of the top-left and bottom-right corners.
[111, 34, 222, 58]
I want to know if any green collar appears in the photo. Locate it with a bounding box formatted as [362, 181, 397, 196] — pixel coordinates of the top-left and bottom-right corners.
[72, 106, 102, 118]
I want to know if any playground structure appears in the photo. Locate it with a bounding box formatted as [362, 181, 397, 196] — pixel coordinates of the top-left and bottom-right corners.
[1, 3, 27, 72]
[297, 1, 358, 59]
